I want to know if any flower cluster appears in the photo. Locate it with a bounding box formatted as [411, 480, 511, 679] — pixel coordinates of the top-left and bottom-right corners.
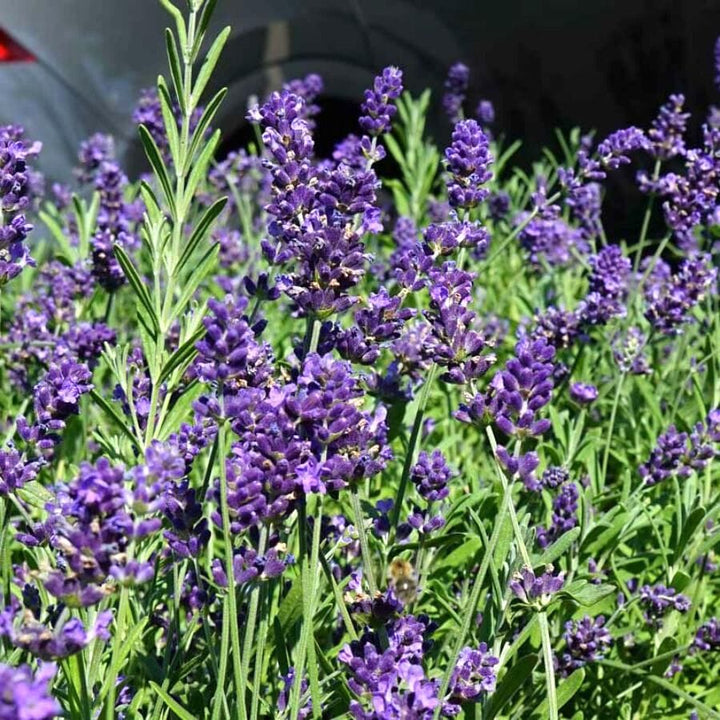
[0, 662, 60, 719]
[339, 612, 498, 718]
[0, 125, 40, 284]
[638, 584, 691, 628]
[557, 616, 612, 674]
[639, 408, 720, 486]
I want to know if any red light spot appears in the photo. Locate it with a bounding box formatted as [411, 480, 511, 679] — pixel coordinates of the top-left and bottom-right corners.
[0, 28, 35, 63]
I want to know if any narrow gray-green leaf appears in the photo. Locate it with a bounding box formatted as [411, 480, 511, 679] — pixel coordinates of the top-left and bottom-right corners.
[157, 75, 181, 168]
[159, 0, 188, 51]
[89, 389, 142, 451]
[171, 243, 219, 320]
[534, 527, 581, 567]
[175, 196, 227, 275]
[182, 129, 220, 212]
[158, 327, 204, 385]
[193, 0, 219, 58]
[138, 124, 176, 216]
[149, 682, 195, 720]
[532, 668, 585, 718]
[560, 581, 615, 607]
[672, 506, 706, 566]
[187, 87, 227, 168]
[164, 28, 186, 114]
[39, 209, 75, 263]
[113, 246, 157, 322]
[191, 26, 231, 107]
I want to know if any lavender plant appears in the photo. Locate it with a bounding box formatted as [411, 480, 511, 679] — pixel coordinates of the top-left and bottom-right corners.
[2, 1, 720, 718]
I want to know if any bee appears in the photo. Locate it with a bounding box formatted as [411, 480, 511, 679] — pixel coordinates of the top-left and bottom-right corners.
[388, 557, 418, 605]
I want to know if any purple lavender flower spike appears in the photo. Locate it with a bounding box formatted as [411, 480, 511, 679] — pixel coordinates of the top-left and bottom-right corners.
[647, 94, 689, 161]
[447, 644, 499, 708]
[476, 99, 495, 125]
[0, 125, 40, 285]
[596, 127, 649, 170]
[444, 119, 493, 209]
[570, 382, 598, 405]
[537, 482, 579, 548]
[75, 132, 115, 183]
[509, 565, 565, 607]
[639, 583, 691, 628]
[0, 662, 61, 719]
[283, 73, 324, 127]
[359, 66, 403, 136]
[410, 450, 455, 502]
[644, 253, 716, 335]
[443, 62, 469, 122]
[558, 616, 612, 674]
[693, 617, 720, 652]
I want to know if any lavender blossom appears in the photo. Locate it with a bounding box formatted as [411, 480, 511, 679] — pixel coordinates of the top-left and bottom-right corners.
[537, 482, 579, 548]
[444, 119, 492, 209]
[359, 66, 404, 136]
[410, 450, 454, 502]
[0, 662, 60, 719]
[639, 583, 691, 627]
[570, 382, 598, 405]
[476, 100, 495, 125]
[75, 132, 115, 183]
[510, 565, 565, 607]
[443, 62, 469, 122]
[647, 94, 689, 160]
[693, 618, 720, 652]
[422, 263, 494, 384]
[644, 253, 716, 335]
[0, 125, 39, 284]
[558, 616, 612, 674]
[448, 644, 499, 706]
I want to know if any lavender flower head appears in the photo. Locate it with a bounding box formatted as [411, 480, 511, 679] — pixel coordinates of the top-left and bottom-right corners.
[558, 616, 612, 674]
[647, 94, 689, 160]
[570, 382, 598, 405]
[644, 253, 716, 335]
[0, 125, 40, 285]
[410, 449, 455, 502]
[75, 132, 115, 183]
[0, 662, 60, 719]
[448, 644, 499, 705]
[444, 119, 493, 209]
[510, 565, 565, 607]
[639, 583, 691, 627]
[443, 62, 469, 122]
[359, 66, 403, 136]
[693, 617, 720, 652]
[476, 99, 495, 125]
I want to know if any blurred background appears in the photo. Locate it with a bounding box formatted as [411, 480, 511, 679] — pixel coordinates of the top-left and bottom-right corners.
[0, 0, 719, 185]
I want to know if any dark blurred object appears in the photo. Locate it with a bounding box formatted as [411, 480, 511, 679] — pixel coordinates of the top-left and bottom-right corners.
[0, 0, 718, 187]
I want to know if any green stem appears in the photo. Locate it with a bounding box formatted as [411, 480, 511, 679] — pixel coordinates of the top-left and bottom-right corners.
[632, 158, 661, 276]
[212, 603, 232, 720]
[250, 583, 270, 720]
[105, 587, 129, 720]
[538, 612, 559, 720]
[302, 316, 321, 358]
[241, 526, 268, 700]
[600, 373, 626, 495]
[391, 364, 437, 533]
[350, 487, 378, 595]
[289, 495, 324, 720]
[218, 421, 247, 720]
[433, 483, 511, 719]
